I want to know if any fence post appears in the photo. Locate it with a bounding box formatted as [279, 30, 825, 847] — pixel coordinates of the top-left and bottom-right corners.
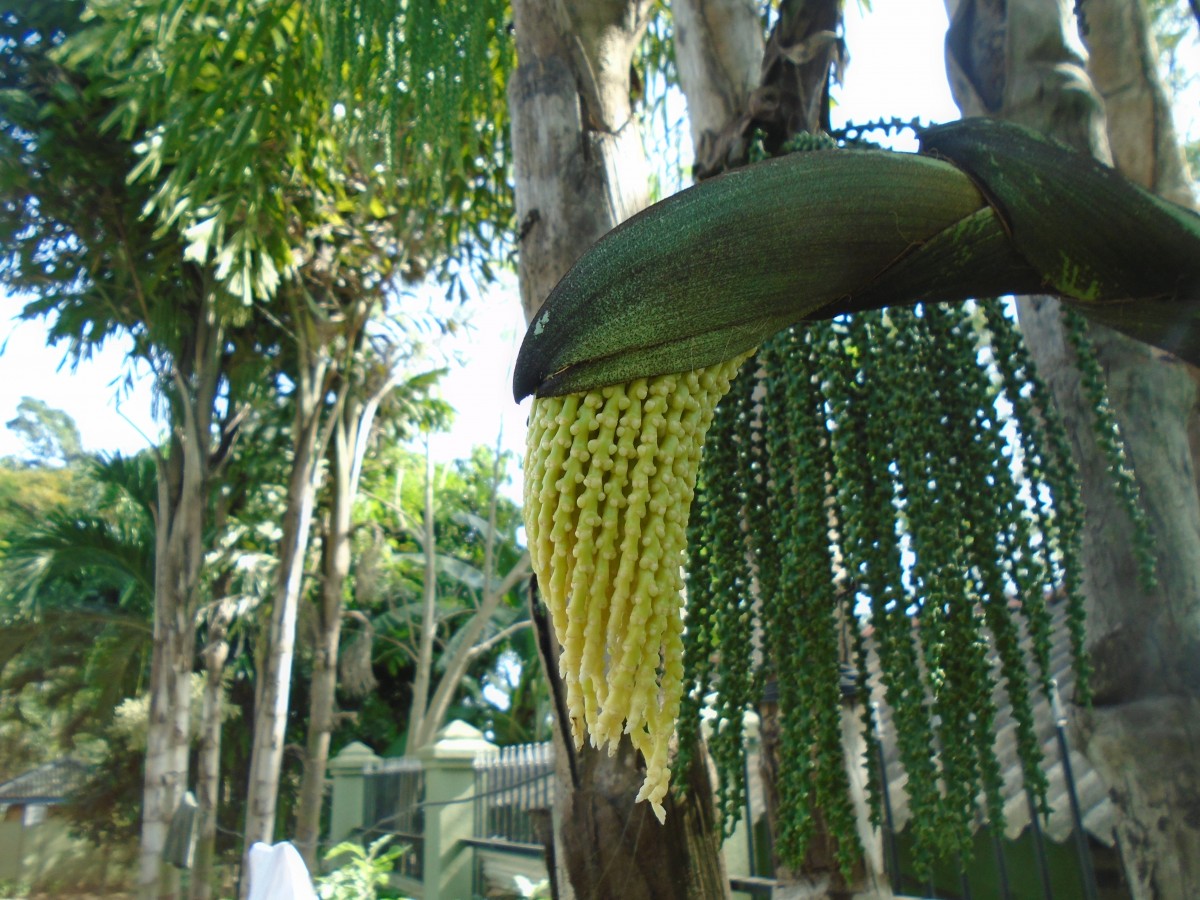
[328, 741, 381, 846]
[419, 720, 496, 900]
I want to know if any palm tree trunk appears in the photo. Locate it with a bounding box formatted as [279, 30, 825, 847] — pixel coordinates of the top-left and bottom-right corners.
[191, 600, 233, 900]
[241, 365, 330, 885]
[138, 311, 221, 900]
[138, 610, 180, 900]
[294, 417, 356, 871]
[509, 1, 729, 895]
[404, 443, 439, 756]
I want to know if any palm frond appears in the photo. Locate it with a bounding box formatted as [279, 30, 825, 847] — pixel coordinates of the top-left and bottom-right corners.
[4, 510, 154, 612]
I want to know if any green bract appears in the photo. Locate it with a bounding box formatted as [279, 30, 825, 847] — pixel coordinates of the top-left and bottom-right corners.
[513, 118, 1200, 400]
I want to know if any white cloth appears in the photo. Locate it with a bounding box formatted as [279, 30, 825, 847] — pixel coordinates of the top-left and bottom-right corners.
[246, 841, 317, 900]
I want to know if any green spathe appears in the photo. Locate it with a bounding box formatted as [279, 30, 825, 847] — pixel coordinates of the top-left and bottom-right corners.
[514, 119, 1200, 400]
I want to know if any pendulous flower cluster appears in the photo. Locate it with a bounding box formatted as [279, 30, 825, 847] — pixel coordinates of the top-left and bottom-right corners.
[523, 353, 751, 822]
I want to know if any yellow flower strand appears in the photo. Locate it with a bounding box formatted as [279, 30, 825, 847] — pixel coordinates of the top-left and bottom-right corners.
[523, 353, 752, 822]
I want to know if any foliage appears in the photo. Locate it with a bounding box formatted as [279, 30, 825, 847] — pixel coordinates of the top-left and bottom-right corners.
[0, 453, 155, 730]
[0, 448, 157, 842]
[53, 0, 514, 307]
[5, 396, 83, 465]
[314, 836, 405, 900]
[474, 636, 554, 746]
[0, 0, 189, 360]
[334, 443, 533, 753]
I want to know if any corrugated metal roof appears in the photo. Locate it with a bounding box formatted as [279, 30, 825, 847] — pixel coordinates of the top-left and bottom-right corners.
[0, 758, 91, 805]
[867, 596, 1117, 845]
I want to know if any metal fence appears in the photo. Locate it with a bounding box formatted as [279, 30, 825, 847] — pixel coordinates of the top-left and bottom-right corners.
[472, 741, 554, 847]
[363, 756, 425, 880]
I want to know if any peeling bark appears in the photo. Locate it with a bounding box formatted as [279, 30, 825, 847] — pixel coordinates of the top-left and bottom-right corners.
[673, 0, 764, 174]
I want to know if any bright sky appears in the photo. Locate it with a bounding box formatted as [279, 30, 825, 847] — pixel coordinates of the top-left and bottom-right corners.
[0, 0, 961, 473]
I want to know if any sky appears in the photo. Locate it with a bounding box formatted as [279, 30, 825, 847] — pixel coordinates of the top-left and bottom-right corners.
[0, 0, 972, 475]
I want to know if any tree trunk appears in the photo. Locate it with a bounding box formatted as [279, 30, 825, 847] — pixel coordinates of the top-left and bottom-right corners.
[944, 2, 1200, 897]
[509, 1, 729, 896]
[294, 363, 403, 869]
[404, 443, 440, 756]
[294, 407, 356, 872]
[405, 444, 531, 752]
[1082, 0, 1195, 210]
[411, 554, 530, 750]
[242, 363, 332, 888]
[673, 0, 764, 175]
[509, 0, 654, 322]
[140, 610, 192, 900]
[1082, 0, 1200, 489]
[192, 601, 233, 900]
[139, 310, 223, 900]
[139, 612, 174, 898]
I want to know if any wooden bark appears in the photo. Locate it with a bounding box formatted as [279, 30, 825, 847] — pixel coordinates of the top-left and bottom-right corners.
[292, 419, 355, 872]
[404, 445, 440, 756]
[139, 302, 224, 900]
[294, 363, 413, 870]
[241, 327, 345, 891]
[241, 456, 321, 852]
[191, 600, 234, 900]
[673, 0, 764, 174]
[944, 2, 1200, 897]
[509, 0, 654, 324]
[1082, 0, 1195, 210]
[510, 1, 730, 896]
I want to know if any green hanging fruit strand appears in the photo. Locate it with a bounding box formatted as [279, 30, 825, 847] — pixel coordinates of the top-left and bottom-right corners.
[981, 299, 1091, 704]
[923, 303, 1051, 817]
[820, 313, 943, 876]
[1062, 306, 1158, 594]
[708, 366, 758, 835]
[885, 304, 997, 858]
[770, 321, 863, 874]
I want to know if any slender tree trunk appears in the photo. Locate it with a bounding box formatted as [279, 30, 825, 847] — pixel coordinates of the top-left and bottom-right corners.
[140, 617, 173, 898]
[944, 2, 1200, 896]
[405, 443, 531, 752]
[139, 310, 222, 900]
[242, 363, 332, 887]
[404, 443, 440, 756]
[294, 407, 356, 871]
[192, 601, 233, 900]
[294, 367, 403, 869]
[412, 555, 530, 750]
[510, 2, 729, 896]
[140, 611, 194, 900]
[242, 438, 321, 845]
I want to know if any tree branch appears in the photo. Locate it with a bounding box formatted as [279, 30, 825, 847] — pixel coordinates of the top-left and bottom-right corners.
[464, 619, 532, 661]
